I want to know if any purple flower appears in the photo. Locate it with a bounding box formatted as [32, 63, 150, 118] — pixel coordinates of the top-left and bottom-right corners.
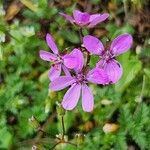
[60, 10, 109, 28]
[49, 50, 109, 112]
[83, 33, 133, 83]
[39, 33, 79, 81]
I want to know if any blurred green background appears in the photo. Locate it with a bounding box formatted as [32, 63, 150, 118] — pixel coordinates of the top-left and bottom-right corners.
[0, 0, 150, 149]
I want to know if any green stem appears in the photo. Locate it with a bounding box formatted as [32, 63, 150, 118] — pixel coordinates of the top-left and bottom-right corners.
[140, 75, 146, 99]
[123, 0, 128, 21]
[61, 116, 65, 139]
[134, 75, 146, 116]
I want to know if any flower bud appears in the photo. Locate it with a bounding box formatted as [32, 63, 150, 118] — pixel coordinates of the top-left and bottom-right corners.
[45, 91, 57, 113]
[45, 97, 51, 114]
[75, 133, 85, 146]
[49, 90, 57, 99]
[29, 116, 40, 129]
[56, 102, 65, 116]
[103, 123, 119, 133]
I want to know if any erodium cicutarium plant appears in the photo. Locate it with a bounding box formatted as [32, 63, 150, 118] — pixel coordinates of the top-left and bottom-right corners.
[38, 9, 133, 149]
[40, 9, 133, 112]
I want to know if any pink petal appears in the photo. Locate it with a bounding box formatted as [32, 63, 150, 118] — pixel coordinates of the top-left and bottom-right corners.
[87, 67, 109, 85]
[62, 83, 81, 110]
[83, 35, 104, 55]
[110, 33, 133, 56]
[82, 84, 94, 112]
[62, 65, 71, 76]
[49, 76, 75, 91]
[46, 33, 59, 54]
[88, 13, 109, 28]
[39, 50, 57, 61]
[48, 64, 61, 81]
[63, 54, 78, 69]
[73, 10, 90, 26]
[69, 48, 84, 72]
[59, 12, 74, 24]
[97, 59, 123, 84]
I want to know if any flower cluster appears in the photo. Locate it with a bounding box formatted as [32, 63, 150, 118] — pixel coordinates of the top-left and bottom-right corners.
[39, 10, 133, 112]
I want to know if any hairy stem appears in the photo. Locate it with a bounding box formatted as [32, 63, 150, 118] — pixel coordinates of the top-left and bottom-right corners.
[36, 113, 56, 141]
[65, 141, 77, 147]
[79, 27, 84, 43]
[86, 52, 91, 66]
[49, 142, 61, 150]
[78, 27, 91, 66]
[140, 75, 146, 98]
[123, 0, 128, 21]
[134, 75, 146, 116]
[49, 141, 77, 150]
[61, 116, 65, 139]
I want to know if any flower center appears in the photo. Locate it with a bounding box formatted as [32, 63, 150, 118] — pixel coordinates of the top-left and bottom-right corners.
[101, 50, 113, 61]
[53, 55, 63, 65]
[75, 73, 87, 84]
[97, 50, 115, 68]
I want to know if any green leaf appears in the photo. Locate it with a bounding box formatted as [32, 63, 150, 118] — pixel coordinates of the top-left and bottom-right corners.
[144, 68, 150, 79]
[60, 30, 80, 44]
[114, 132, 127, 150]
[39, 70, 49, 83]
[130, 126, 147, 149]
[119, 104, 133, 130]
[0, 127, 12, 149]
[112, 24, 134, 39]
[134, 103, 149, 127]
[115, 52, 142, 93]
[106, 23, 134, 40]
